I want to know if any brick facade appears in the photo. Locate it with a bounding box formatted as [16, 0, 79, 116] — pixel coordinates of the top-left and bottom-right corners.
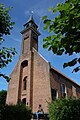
[6, 16, 80, 113]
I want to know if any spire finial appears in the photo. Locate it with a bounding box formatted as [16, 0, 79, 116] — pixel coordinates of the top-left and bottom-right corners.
[30, 11, 34, 18]
[27, 11, 35, 23]
[31, 11, 34, 15]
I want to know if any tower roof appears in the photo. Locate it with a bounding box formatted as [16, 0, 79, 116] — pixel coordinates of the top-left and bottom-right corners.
[24, 15, 38, 28]
[27, 15, 35, 23]
[21, 16, 40, 35]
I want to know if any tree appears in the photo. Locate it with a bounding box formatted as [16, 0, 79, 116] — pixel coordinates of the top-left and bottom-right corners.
[0, 4, 16, 82]
[42, 0, 80, 72]
[0, 90, 7, 105]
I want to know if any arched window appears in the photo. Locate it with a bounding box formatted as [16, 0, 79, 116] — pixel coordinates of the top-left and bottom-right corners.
[23, 76, 27, 90]
[21, 60, 28, 68]
[22, 98, 26, 104]
[61, 83, 66, 97]
[23, 79, 26, 90]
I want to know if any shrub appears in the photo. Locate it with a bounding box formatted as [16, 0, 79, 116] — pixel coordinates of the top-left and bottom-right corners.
[0, 103, 32, 120]
[49, 98, 80, 120]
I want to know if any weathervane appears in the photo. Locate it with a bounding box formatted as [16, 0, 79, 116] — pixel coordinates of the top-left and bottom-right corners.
[31, 11, 34, 17]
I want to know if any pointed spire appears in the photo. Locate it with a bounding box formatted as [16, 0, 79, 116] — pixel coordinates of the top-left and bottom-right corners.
[27, 15, 35, 23]
[21, 16, 41, 36]
[23, 15, 38, 29]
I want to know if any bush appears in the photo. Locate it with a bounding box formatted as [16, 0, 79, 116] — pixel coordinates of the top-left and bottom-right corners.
[49, 98, 80, 120]
[0, 103, 32, 120]
[0, 90, 7, 105]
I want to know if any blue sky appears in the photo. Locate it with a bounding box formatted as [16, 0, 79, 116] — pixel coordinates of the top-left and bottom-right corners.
[0, 0, 80, 90]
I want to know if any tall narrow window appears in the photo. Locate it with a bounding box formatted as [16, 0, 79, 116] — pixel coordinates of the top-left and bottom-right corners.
[51, 89, 58, 100]
[61, 84, 66, 97]
[23, 77, 27, 90]
[72, 86, 77, 98]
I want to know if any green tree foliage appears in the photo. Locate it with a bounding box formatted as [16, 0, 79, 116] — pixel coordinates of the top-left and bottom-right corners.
[42, 0, 80, 72]
[0, 4, 16, 82]
[49, 98, 80, 120]
[0, 103, 32, 120]
[0, 90, 7, 105]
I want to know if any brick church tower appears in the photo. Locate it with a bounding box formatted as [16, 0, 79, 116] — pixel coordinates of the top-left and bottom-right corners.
[6, 16, 52, 113]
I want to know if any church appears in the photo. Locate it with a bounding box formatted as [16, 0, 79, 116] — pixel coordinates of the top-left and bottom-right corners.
[6, 16, 80, 113]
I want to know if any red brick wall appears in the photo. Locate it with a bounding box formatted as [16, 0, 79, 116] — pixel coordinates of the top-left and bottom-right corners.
[50, 69, 80, 99]
[6, 62, 20, 105]
[32, 48, 51, 113]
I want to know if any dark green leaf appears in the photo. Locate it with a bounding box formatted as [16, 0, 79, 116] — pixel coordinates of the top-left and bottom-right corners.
[42, 16, 47, 20]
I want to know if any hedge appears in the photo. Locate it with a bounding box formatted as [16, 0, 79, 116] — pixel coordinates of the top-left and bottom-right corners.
[49, 98, 80, 120]
[0, 103, 32, 120]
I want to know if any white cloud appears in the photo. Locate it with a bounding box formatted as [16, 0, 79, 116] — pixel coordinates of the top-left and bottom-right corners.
[25, 7, 47, 18]
[24, 0, 49, 19]
[34, 8, 47, 17]
[14, 38, 21, 43]
[9, 35, 21, 44]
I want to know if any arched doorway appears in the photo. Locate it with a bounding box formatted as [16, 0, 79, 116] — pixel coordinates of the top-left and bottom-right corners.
[22, 98, 26, 104]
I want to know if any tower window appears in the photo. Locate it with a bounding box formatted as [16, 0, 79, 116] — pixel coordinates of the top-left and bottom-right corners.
[26, 24, 29, 28]
[21, 60, 28, 68]
[23, 77, 27, 90]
